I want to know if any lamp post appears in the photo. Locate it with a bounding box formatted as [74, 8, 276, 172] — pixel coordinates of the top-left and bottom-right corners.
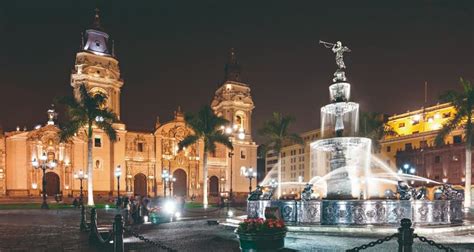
[74, 170, 88, 231]
[32, 152, 57, 209]
[242, 167, 257, 193]
[228, 151, 234, 201]
[162, 170, 169, 197]
[148, 175, 155, 196]
[223, 125, 245, 202]
[168, 175, 176, 197]
[73, 170, 88, 205]
[115, 165, 122, 199]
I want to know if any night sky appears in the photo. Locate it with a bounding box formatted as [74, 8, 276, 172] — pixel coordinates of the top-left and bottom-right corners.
[0, 1, 473, 143]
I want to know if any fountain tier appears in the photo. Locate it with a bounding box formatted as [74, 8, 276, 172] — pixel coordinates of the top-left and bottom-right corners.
[311, 137, 371, 199]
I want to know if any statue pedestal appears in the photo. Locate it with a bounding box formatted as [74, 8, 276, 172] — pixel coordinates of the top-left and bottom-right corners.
[325, 173, 355, 200]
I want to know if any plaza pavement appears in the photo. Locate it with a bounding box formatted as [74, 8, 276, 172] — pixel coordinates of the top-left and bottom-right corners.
[0, 207, 472, 251]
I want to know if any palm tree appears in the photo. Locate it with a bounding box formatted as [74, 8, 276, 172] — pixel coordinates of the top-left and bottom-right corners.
[57, 84, 117, 206]
[359, 112, 397, 152]
[258, 112, 303, 198]
[435, 78, 474, 209]
[178, 105, 233, 208]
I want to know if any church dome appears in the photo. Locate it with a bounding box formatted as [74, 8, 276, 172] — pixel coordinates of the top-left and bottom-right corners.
[82, 8, 112, 56]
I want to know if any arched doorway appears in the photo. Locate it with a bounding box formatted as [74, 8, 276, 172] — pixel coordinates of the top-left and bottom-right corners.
[134, 173, 147, 197]
[45, 172, 60, 196]
[209, 176, 219, 196]
[173, 169, 187, 197]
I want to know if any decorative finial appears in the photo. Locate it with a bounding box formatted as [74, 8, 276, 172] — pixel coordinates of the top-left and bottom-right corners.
[229, 48, 236, 64]
[224, 48, 241, 82]
[92, 8, 103, 30]
[174, 106, 184, 120]
[47, 104, 57, 125]
[155, 116, 161, 128]
[80, 32, 84, 50]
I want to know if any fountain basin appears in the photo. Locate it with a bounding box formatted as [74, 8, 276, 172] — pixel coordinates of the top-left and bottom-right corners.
[247, 199, 463, 225]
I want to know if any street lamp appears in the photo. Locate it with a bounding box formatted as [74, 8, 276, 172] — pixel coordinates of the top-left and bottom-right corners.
[73, 170, 88, 205]
[228, 151, 234, 202]
[242, 167, 257, 193]
[115, 165, 122, 199]
[162, 170, 169, 197]
[74, 170, 88, 231]
[32, 152, 57, 209]
[168, 175, 176, 197]
[223, 125, 245, 202]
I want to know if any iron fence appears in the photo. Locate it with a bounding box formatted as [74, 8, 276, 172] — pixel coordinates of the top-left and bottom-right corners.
[83, 205, 176, 252]
[347, 218, 455, 252]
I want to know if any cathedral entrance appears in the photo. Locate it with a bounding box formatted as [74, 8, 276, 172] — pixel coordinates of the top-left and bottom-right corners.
[173, 169, 187, 197]
[134, 173, 147, 197]
[45, 172, 60, 196]
[209, 176, 219, 196]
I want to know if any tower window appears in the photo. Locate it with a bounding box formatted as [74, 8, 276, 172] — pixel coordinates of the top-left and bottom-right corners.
[386, 146, 391, 152]
[94, 137, 102, 147]
[240, 149, 247, 160]
[453, 135, 462, 144]
[435, 156, 441, 163]
[95, 40, 101, 47]
[137, 142, 144, 152]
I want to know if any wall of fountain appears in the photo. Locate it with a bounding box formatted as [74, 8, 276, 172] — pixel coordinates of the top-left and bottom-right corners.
[247, 199, 463, 225]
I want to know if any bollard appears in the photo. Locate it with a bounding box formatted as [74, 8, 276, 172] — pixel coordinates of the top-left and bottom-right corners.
[398, 218, 414, 252]
[113, 214, 124, 252]
[88, 208, 98, 244]
[80, 204, 88, 231]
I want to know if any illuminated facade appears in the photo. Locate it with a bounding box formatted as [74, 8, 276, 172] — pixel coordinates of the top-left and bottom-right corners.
[380, 103, 474, 188]
[380, 103, 460, 167]
[0, 11, 257, 200]
[265, 129, 320, 194]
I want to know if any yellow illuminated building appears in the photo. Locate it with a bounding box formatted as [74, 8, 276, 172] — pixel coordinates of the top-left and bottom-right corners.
[380, 102, 461, 167]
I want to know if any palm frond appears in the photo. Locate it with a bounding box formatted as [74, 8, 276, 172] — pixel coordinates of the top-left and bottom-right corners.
[435, 102, 464, 146]
[209, 133, 233, 150]
[258, 112, 299, 154]
[178, 135, 200, 150]
[288, 133, 304, 145]
[96, 121, 117, 142]
[59, 120, 85, 142]
[205, 138, 217, 154]
[95, 109, 118, 123]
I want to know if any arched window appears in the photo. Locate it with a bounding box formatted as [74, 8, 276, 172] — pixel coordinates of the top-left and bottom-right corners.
[234, 112, 245, 130]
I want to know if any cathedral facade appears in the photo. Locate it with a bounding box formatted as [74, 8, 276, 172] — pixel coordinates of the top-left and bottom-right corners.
[0, 12, 258, 202]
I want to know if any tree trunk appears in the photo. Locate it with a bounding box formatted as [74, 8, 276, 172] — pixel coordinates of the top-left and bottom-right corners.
[465, 143, 472, 209]
[203, 152, 208, 208]
[87, 124, 94, 206]
[277, 152, 282, 199]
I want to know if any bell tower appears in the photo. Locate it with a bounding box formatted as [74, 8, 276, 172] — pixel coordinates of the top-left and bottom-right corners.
[70, 9, 124, 119]
[211, 48, 254, 137]
[211, 48, 257, 195]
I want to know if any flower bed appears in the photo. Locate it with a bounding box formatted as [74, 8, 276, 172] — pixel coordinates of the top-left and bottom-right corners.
[235, 218, 287, 251]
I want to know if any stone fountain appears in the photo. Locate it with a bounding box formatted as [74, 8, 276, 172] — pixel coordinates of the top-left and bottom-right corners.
[247, 41, 463, 226]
